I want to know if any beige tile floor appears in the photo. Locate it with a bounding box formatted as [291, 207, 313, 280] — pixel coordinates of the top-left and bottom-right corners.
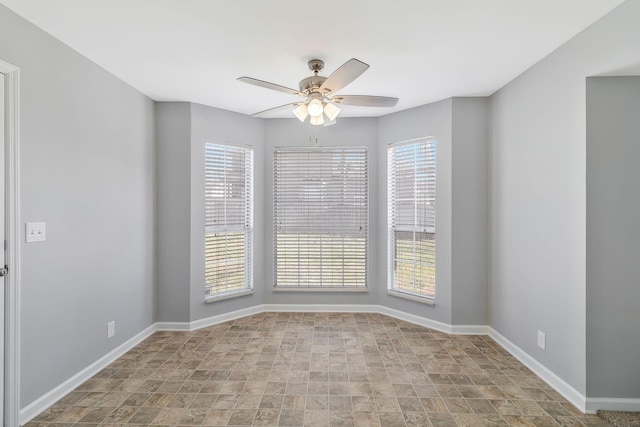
[24, 312, 611, 427]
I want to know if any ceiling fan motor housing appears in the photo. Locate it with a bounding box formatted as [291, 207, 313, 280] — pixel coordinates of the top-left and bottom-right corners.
[299, 59, 328, 95]
[299, 75, 327, 95]
[308, 59, 324, 73]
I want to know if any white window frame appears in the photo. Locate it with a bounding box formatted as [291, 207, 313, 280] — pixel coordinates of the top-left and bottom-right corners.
[205, 140, 254, 302]
[273, 146, 369, 291]
[387, 137, 436, 303]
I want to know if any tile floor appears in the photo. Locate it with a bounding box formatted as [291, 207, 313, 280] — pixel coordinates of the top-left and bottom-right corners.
[24, 312, 611, 427]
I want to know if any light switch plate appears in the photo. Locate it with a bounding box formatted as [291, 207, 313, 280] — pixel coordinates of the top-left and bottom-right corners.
[26, 222, 46, 243]
[107, 321, 115, 339]
[537, 330, 546, 350]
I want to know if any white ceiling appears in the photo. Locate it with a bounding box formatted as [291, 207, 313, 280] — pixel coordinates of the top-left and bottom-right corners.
[0, 0, 626, 118]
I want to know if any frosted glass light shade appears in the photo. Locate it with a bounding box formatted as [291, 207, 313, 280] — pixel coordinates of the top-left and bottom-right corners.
[310, 115, 325, 125]
[293, 104, 308, 122]
[308, 99, 324, 117]
[323, 117, 336, 127]
[323, 102, 340, 121]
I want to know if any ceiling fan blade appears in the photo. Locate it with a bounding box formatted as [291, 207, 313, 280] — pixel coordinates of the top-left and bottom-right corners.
[251, 102, 301, 118]
[319, 58, 369, 94]
[332, 95, 399, 107]
[238, 77, 303, 96]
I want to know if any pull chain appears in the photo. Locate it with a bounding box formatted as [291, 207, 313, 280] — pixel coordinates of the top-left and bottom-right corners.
[308, 120, 319, 145]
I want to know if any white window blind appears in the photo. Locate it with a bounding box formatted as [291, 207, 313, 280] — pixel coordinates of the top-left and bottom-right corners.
[388, 138, 436, 299]
[273, 147, 368, 288]
[205, 141, 253, 299]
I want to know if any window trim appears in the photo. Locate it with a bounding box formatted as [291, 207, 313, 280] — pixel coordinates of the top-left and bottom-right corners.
[273, 146, 369, 291]
[205, 288, 254, 303]
[273, 287, 368, 293]
[204, 140, 254, 302]
[387, 137, 436, 302]
[387, 289, 435, 305]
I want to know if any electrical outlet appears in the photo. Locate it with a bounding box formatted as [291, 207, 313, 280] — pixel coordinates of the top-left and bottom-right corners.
[537, 330, 546, 350]
[107, 321, 115, 339]
[26, 222, 46, 243]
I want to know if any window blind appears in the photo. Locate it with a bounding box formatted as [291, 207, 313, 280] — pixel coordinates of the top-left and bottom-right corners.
[273, 147, 368, 288]
[388, 139, 436, 298]
[205, 142, 253, 299]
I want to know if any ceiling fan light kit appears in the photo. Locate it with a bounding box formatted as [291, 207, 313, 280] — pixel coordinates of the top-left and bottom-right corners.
[324, 102, 340, 121]
[293, 103, 308, 121]
[310, 115, 324, 126]
[307, 98, 324, 117]
[238, 58, 399, 126]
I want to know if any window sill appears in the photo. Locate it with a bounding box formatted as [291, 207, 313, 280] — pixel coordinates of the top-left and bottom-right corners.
[387, 289, 435, 305]
[205, 289, 254, 303]
[273, 287, 368, 293]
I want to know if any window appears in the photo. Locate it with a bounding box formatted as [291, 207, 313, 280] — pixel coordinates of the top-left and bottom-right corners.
[388, 138, 436, 300]
[205, 141, 253, 300]
[273, 147, 368, 289]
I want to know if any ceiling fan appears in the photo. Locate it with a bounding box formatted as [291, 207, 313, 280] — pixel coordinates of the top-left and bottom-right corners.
[238, 58, 399, 126]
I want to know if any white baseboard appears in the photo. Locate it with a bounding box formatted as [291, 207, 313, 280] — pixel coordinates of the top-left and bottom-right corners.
[156, 305, 264, 331]
[451, 324, 492, 335]
[263, 304, 379, 313]
[378, 305, 454, 334]
[489, 328, 587, 413]
[377, 306, 490, 335]
[586, 398, 640, 413]
[153, 320, 192, 331]
[263, 304, 490, 336]
[20, 325, 156, 425]
[21, 304, 638, 422]
[190, 305, 264, 330]
[154, 304, 379, 331]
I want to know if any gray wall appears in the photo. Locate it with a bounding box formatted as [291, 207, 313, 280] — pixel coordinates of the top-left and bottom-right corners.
[490, 0, 640, 394]
[156, 103, 191, 322]
[7, 0, 639, 410]
[376, 98, 489, 326]
[586, 76, 640, 398]
[190, 103, 264, 321]
[451, 98, 489, 326]
[262, 118, 380, 306]
[0, 4, 156, 407]
[156, 102, 264, 323]
[378, 100, 453, 323]
[158, 103, 488, 322]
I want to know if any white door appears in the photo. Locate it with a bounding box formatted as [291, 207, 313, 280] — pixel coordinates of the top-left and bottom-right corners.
[0, 72, 5, 420]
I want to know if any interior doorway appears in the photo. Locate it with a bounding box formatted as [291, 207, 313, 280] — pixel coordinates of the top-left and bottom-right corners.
[0, 70, 5, 424]
[0, 57, 20, 427]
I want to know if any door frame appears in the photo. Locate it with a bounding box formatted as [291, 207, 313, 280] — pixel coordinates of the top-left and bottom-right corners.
[0, 58, 21, 427]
